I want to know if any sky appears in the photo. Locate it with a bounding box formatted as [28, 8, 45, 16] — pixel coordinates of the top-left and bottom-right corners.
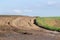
[0, 0, 60, 17]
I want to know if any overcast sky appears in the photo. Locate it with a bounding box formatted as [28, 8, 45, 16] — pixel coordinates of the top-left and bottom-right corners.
[0, 0, 60, 17]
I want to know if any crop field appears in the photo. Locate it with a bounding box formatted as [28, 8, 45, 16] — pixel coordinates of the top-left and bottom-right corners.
[35, 17, 60, 31]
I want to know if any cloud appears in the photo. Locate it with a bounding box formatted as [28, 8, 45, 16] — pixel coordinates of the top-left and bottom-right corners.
[13, 9, 22, 13]
[48, 1, 56, 5]
[47, 1, 60, 7]
[24, 9, 32, 12]
[13, 9, 32, 13]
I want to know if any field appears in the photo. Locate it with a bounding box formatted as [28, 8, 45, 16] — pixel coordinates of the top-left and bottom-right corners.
[0, 16, 60, 40]
[35, 16, 60, 31]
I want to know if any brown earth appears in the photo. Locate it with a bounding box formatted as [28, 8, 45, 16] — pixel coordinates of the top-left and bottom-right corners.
[45, 19, 60, 27]
[0, 15, 60, 40]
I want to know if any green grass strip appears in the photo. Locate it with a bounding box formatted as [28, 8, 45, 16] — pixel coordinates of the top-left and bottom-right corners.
[35, 17, 60, 31]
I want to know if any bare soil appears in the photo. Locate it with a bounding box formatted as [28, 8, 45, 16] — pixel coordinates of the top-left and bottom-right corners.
[0, 16, 60, 40]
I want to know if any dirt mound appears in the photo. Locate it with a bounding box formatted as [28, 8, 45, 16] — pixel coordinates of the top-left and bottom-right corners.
[10, 17, 40, 30]
[0, 16, 40, 32]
